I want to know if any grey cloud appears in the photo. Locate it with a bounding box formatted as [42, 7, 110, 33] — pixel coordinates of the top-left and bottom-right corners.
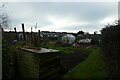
[5, 2, 118, 33]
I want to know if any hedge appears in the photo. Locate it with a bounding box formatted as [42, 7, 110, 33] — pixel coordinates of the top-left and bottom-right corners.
[101, 24, 120, 79]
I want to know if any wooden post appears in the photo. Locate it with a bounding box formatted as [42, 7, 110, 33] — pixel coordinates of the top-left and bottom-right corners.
[14, 27, 18, 40]
[33, 33, 38, 47]
[38, 30, 40, 47]
[31, 27, 33, 45]
[33, 33, 35, 47]
[22, 23, 26, 40]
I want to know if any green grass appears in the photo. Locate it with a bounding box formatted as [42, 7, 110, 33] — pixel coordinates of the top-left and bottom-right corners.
[64, 48, 108, 78]
[44, 41, 92, 55]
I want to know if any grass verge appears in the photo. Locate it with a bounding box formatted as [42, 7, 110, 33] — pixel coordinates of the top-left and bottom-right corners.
[64, 48, 108, 78]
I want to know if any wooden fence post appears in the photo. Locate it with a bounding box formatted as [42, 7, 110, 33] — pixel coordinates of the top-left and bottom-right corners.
[14, 27, 18, 40]
[22, 23, 26, 40]
[38, 30, 40, 47]
[31, 27, 33, 45]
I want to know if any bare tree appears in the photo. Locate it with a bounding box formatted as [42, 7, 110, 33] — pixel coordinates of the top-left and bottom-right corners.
[0, 2, 8, 30]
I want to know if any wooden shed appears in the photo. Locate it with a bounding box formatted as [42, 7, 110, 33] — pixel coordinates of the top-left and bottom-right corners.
[17, 48, 62, 79]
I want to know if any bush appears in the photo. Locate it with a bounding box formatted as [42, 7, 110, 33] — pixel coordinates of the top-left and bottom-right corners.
[101, 24, 120, 79]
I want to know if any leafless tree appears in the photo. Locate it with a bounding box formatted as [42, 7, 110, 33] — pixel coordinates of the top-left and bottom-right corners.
[0, 2, 8, 30]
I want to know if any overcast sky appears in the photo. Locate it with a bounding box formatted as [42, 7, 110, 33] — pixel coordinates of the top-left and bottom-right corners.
[2, 1, 118, 33]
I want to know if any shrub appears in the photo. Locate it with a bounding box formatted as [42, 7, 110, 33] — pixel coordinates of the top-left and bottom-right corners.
[101, 24, 120, 79]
